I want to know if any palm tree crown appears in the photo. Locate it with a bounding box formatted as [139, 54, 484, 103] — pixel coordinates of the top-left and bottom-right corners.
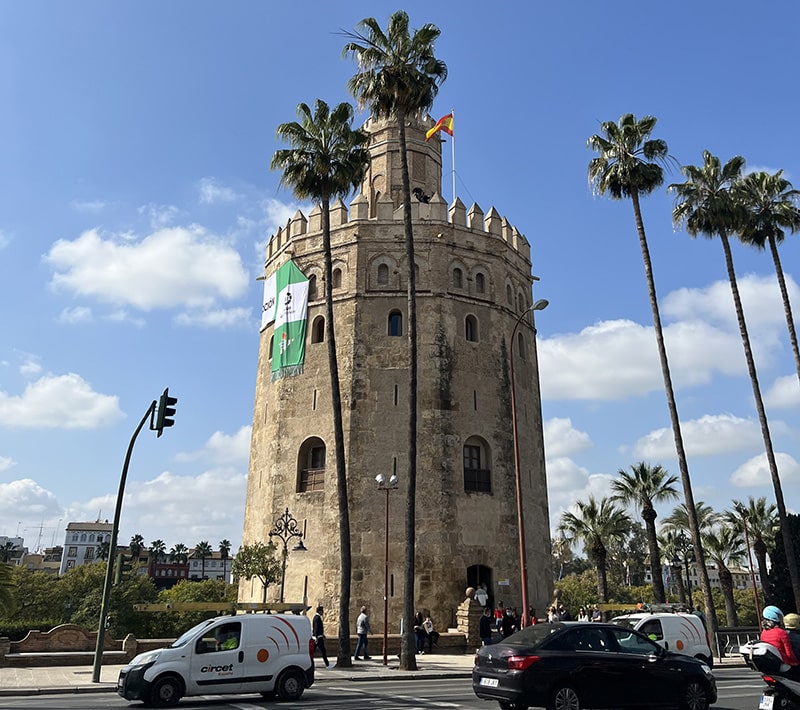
[587, 113, 670, 200]
[611, 462, 678, 603]
[342, 10, 447, 121]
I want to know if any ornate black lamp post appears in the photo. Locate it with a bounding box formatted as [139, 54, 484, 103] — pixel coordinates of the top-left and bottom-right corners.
[269, 507, 306, 603]
[509, 298, 548, 628]
[376, 472, 398, 665]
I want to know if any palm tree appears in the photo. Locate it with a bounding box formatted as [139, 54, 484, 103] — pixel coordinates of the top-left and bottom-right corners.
[588, 113, 717, 635]
[343, 10, 447, 671]
[670, 151, 800, 611]
[725, 496, 778, 600]
[702, 526, 745, 626]
[611, 461, 679, 603]
[194, 541, 213, 580]
[169, 543, 188, 565]
[558, 496, 631, 606]
[737, 170, 800, 386]
[149, 539, 166, 564]
[658, 531, 689, 605]
[129, 534, 144, 563]
[96, 540, 110, 561]
[272, 98, 370, 668]
[0, 541, 17, 563]
[219, 539, 231, 582]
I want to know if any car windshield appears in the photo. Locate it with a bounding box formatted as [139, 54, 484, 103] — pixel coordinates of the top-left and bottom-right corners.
[171, 618, 217, 648]
[609, 617, 637, 630]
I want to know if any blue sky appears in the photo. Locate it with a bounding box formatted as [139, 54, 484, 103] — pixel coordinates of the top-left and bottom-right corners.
[1, 1, 798, 557]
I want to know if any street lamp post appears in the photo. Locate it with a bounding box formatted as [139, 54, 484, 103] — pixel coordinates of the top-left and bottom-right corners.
[269, 507, 306, 603]
[376, 473, 398, 666]
[509, 298, 548, 629]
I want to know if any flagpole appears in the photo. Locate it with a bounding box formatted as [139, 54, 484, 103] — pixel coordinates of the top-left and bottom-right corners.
[450, 109, 456, 204]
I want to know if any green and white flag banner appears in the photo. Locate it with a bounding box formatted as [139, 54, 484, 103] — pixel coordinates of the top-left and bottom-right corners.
[271, 260, 309, 382]
[260, 271, 278, 331]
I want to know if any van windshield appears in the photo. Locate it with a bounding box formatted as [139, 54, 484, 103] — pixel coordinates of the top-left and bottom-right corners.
[171, 619, 217, 648]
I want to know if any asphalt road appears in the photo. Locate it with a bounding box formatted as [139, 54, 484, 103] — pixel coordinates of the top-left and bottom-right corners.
[0, 668, 768, 710]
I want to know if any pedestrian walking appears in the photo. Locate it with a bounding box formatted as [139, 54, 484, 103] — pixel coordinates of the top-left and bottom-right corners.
[479, 607, 494, 646]
[312, 606, 335, 669]
[353, 605, 372, 660]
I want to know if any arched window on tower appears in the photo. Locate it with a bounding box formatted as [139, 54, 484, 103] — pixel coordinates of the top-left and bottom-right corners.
[463, 437, 491, 493]
[453, 267, 463, 289]
[308, 275, 318, 301]
[475, 272, 486, 295]
[517, 331, 526, 360]
[298, 437, 326, 492]
[506, 284, 513, 305]
[332, 268, 342, 290]
[388, 310, 403, 336]
[377, 263, 389, 286]
[311, 316, 325, 344]
[465, 315, 479, 342]
[268, 334, 274, 360]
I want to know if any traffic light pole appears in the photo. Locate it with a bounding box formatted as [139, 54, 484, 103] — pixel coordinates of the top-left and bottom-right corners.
[92, 400, 156, 683]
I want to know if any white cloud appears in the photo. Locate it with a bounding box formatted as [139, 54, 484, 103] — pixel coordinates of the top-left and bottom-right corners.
[44, 226, 249, 311]
[0, 374, 124, 429]
[0, 479, 62, 520]
[67, 469, 247, 549]
[174, 307, 253, 329]
[730, 452, 800, 487]
[0, 230, 10, 250]
[58, 306, 93, 324]
[69, 199, 109, 213]
[175, 426, 251, 465]
[631, 413, 767, 459]
[764, 374, 800, 408]
[138, 203, 180, 229]
[0, 456, 16, 472]
[19, 356, 42, 377]
[198, 178, 238, 205]
[543, 418, 592, 457]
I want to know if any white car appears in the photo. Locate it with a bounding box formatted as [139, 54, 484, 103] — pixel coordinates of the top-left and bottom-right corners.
[610, 611, 713, 666]
[117, 613, 314, 707]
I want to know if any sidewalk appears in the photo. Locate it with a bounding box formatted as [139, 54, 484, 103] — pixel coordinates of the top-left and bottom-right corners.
[0, 653, 477, 697]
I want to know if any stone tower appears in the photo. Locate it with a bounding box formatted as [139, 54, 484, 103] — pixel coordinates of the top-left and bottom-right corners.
[240, 114, 552, 631]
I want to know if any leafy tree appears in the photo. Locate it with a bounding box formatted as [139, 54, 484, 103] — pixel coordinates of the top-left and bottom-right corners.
[231, 542, 282, 604]
[658, 531, 690, 605]
[153, 579, 237, 637]
[96, 540, 110, 561]
[558, 496, 631, 604]
[737, 169, 800, 386]
[588, 114, 717, 635]
[0, 562, 14, 616]
[343, 9, 446, 671]
[670, 151, 800, 611]
[725, 497, 778, 601]
[194, 541, 213, 580]
[767, 513, 800, 613]
[272, 98, 370, 667]
[4, 566, 66, 623]
[218, 539, 231, 581]
[611, 461, 679, 603]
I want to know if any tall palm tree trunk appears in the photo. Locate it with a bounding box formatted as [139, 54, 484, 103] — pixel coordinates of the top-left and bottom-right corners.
[719, 231, 800, 610]
[397, 110, 419, 672]
[630, 189, 718, 634]
[643, 508, 666, 603]
[320, 194, 353, 668]
[718, 566, 738, 626]
[674, 562, 687, 605]
[753, 539, 771, 598]
[768, 235, 800, 385]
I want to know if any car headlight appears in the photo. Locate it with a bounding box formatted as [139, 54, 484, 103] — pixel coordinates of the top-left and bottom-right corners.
[130, 650, 161, 667]
[700, 664, 712, 675]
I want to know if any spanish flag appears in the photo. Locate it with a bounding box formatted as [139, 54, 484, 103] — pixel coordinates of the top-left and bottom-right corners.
[425, 113, 454, 141]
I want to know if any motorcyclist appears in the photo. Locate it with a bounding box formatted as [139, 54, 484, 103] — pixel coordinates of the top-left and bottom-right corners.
[760, 605, 800, 670]
[783, 613, 800, 662]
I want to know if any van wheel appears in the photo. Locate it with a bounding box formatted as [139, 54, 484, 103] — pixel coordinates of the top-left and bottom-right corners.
[148, 676, 182, 707]
[275, 668, 305, 701]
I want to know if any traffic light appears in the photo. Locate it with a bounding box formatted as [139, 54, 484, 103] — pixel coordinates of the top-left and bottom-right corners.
[113, 553, 134, 585]
[155, 387, 178, 438]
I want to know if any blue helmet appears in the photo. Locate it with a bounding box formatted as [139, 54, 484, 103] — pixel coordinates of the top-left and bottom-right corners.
[763, 605, 784, 623]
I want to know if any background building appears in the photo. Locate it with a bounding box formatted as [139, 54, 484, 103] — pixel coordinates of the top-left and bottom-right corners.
[241, 114, 552, 630]
[59, 521, 112, 575]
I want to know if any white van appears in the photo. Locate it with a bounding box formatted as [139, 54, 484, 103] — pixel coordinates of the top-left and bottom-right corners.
[610, 611, 713, 666]
[117, 613, 314, 707]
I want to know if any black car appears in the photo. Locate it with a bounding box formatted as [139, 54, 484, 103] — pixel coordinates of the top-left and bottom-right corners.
[472, 621, 717, 710]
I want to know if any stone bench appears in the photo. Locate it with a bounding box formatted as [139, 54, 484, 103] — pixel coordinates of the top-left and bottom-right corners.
[3, 650, 129, 667]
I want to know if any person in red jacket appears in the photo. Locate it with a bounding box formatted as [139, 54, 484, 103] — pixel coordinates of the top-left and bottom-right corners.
[761, 605, 800, 670]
